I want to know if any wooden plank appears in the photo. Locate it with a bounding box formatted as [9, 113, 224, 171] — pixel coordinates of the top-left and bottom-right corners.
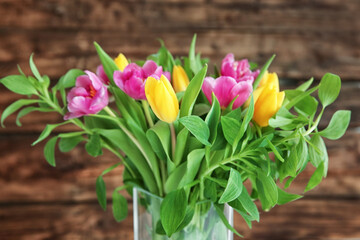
[0, 199, 359, 239]
[0, 130, 359, 203]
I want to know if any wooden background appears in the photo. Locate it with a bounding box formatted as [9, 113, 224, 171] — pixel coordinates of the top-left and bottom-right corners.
[0, 0, 359, 239]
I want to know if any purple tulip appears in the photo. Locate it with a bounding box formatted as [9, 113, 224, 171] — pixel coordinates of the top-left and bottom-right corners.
[221, 53, 259, 83]
[64, 70, 109, 120]
[202, 76, 253, 109]
[113, 60, 170, 100]
[96, 65, 110, 85]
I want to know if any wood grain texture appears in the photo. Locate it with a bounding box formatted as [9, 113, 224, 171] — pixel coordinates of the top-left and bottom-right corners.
[0, 0, 359, 239]
[0, 199, 359, 240]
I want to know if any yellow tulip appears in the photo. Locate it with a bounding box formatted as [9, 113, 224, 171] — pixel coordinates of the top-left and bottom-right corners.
[114, 53, 129, 71]
[145, 75, 179, 123]
[172, 65, 190, 93]
[252, 71, 285, 127]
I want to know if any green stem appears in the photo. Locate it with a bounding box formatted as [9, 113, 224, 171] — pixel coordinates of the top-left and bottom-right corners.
[303, 107, 324, 136]
[169, 123, 176, 160]
[141, 100, 154, 128]
[159, 159, 166, 196]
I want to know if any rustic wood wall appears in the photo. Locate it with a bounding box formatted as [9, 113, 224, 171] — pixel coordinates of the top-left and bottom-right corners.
[0, 0, 359, 239]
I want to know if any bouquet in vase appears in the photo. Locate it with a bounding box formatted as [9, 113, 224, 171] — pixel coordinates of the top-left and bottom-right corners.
[0, 35, 351, 239]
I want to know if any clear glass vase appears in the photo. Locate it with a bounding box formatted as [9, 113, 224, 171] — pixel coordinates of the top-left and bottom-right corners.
[133, 187, 234, 240]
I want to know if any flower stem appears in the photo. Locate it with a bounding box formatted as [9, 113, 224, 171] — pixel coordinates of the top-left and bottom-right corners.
[141, 100, 154, 128]
[169, 123, 176, 160]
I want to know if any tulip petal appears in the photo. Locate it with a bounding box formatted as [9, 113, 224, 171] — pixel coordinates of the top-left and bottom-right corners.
[213, 76, 238, 108]
[230, 80, 253, 109]
[114, 53, 129, 71]
[202, 77, 216, 105]
[253, 89, 278, 127]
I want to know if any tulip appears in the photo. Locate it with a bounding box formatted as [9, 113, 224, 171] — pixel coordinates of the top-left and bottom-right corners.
[172, 65, 190, 93]
[64, 71, 109, 120]
[221, 53, 259, 83]
[145, 75, 179, 123]
[96, 65, 110, 85]
[202, 76, 253, 109]
[252, 71, 285, 127]
[114, 53, 129, 71]
[114, 60, 170, 100]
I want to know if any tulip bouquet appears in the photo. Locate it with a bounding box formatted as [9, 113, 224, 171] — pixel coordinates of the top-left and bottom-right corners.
[0, 35, 351, 239]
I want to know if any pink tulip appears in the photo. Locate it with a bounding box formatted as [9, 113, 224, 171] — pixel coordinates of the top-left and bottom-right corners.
[64, 70, 109, 120]
[96, 65, 110, 85]
[202, 76, 253, 109]
[113, 60, 170, 100]
[221, 53, 259, 83]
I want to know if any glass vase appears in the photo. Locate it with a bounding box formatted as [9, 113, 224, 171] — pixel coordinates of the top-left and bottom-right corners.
[133, 187, 234, 240]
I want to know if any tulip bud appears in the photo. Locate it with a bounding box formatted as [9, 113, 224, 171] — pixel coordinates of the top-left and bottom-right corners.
[145, 75, 179, 123]
[172, 65, 189, 93]
[114, 53, 129, 71]
[252, 71, 285, 127]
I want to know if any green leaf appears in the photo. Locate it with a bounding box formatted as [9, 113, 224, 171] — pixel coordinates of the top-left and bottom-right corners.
[32, 122, 68, 146]
[214, 204, 243, 237]
[193, 103, 210, 116]
[179, 116, 210, 146]
[277, 187, 302, 205]
[296, 77, 314, 91]
[205, 94, 221, 143]
[85, 133, 103, 157]
[96, 175, 107, 211]
[160, 189, 187, 237]
[308, 134, 328, 176]
[233, 96, 254, 151]
[188, 34, 202, 75]
[59, 135, 83, 152]
[1, 99, 39, 127]
[44, 136, 58, 167]
[56, 69, 85, 89]
[16, 106, 53, 127]
[318, 73, 341, 107]
[253, 54, 276, 89]
[238, 188, 259, 221]
[204, 179, 217, 202]
[179, 65, 208, 118]
[94, 42, 118, 84]
[319, 110, 351, 140]
[256, 170, 278, 210]
[174, 128, 189, 166]
[112, 190, 128, 222]
[0, 75, 38, 95]
[221, 116, 241, 146]
[29, 54, 44, 83]
[305, 162, 325, 192]
[146, 121, 171, 161]
[219, 168, 243, 204]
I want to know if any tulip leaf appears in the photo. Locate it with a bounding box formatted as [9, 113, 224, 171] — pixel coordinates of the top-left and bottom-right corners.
[179, 116, 210, 146]
[189, 34, 202, 75]
[238, 188, 259, 222]
[112, 190, 128, 222]
[94, 42, 118, 84]
[277, 187, 302, 205]
[305, 162, 325, 192]
[205, 94, 221, 143]
[318, 73, 341, 108]
[319, 110, 351, 140]
[179, 65, 208, 118]
[146, 121, 171, 162]
[0, 75, 38, 95]
[173, 128, 189, 166]
[296, 77, 314, 92]
[160, 189, 187, 237]
[96, 175, 107, 210]
[44, 136, 58, 167]
[253, 54, 276, 89]
[1, 99, 39, 127]
[219, 168, 243, 204]
[99, 129, 159, 195]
